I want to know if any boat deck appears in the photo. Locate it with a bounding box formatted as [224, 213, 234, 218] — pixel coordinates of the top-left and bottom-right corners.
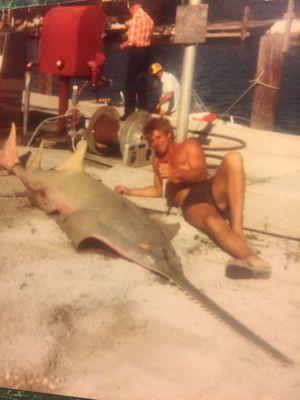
[1, 89, 299, 400]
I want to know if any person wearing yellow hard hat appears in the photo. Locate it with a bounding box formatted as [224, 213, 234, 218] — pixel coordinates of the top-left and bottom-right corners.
[150, 62, 180, 116]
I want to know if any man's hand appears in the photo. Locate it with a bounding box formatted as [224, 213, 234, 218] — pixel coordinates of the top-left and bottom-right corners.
[114, 185, 131, 195]
[156, 102, 167, 117]
[158, 162, 181, 183]
[158, 162, 170, 179]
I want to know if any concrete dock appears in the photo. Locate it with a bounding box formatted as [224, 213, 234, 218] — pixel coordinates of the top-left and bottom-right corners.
[1, 93, 300, 399]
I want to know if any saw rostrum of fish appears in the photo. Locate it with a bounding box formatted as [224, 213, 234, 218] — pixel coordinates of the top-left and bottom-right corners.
[0, 123, 293, 366]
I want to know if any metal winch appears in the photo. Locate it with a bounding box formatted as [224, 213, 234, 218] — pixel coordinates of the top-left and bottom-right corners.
[85, 106, 153, 167]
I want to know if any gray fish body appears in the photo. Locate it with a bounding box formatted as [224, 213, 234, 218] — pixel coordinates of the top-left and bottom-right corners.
[16, 167, 184, 280]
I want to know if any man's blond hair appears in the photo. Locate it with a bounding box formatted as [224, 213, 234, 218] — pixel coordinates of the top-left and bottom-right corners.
[143, 118, 175, 141]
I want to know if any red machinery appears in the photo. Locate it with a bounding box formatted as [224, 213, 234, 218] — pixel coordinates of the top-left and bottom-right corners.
[40, 5, 106, 132]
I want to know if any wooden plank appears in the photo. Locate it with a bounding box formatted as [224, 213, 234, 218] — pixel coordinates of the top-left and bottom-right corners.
[206, 32, 249, 38]
[241, 5, 250, 41]
[207, 19, 278, 31]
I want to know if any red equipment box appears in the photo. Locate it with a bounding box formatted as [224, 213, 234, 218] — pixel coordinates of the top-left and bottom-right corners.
[40, 5, 106, 77]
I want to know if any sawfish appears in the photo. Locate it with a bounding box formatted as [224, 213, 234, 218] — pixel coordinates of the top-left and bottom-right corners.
[0, 123, 293, 366]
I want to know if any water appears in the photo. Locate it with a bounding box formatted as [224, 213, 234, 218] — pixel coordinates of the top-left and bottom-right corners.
[29, 35, 300, 136]
[99, 37, 300, 135]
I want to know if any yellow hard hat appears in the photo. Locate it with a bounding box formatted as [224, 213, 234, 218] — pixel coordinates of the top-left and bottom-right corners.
[150, 62, 162, 75]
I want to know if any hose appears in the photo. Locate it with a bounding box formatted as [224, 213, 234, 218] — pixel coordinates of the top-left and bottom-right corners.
[26, 114, 68, 147]
[243, 227, 300, 243]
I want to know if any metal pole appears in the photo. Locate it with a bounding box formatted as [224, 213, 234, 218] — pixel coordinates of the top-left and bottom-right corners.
[58, 75, 69, 134]
[175, 0, 201, 143]
[283, 0, 294, 53]
[22, 70, 31, 145]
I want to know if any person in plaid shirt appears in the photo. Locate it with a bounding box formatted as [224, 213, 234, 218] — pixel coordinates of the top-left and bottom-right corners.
[119, 0, 154, 120]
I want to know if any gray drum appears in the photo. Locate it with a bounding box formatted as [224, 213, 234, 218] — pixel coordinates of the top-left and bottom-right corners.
[118, 110, 152, 156]
[85, 106, 121, 154]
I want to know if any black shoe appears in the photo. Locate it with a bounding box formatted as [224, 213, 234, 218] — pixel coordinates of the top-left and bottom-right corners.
[225, 259, 271, 279]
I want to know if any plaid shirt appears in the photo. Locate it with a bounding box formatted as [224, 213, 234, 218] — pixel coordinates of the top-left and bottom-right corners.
[126, 8, 154, 48]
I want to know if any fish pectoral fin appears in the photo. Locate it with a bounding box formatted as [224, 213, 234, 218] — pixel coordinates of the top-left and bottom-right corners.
[26, 140, 44, 172]
[56, 209, 121, 255]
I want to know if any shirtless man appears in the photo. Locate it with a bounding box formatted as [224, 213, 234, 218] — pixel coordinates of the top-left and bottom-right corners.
[115, 118, 271, 279]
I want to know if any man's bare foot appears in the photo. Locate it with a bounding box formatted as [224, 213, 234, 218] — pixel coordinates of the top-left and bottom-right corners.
[225, 256, 271, 279]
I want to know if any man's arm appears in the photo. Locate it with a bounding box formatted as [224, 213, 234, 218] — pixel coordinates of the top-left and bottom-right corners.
[157, 91, 173, 111]
[115, 159, 163, 198]
[159, 139, 207, 183]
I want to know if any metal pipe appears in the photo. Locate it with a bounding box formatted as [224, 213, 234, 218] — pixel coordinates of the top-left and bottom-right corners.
[58, 75, 70, 134]
[175, 0, 201, 143]
[22, 70, 32, 145]
[283, 0, 294, 53]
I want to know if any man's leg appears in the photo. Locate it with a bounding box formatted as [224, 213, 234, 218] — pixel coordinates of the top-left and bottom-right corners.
[184, 202, 271, 277]
[124, 68, 137, 118]
[136, 47, 151, 110]
[124, 48, 141, 117]
[211, 152, 245, 236]
[124, 47, 151, 117]
[184, 202, 254, 260]
[191, 152, 271, 275]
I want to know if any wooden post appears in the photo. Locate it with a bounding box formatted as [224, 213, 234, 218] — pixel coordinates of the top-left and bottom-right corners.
[241, 5, 250, 42]
[251, 34, 284, 131]
[283, 0, 294, 53]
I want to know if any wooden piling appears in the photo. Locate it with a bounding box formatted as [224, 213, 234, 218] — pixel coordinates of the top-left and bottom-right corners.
[251, 34, 284, 131]
[241, 5, 250, 42]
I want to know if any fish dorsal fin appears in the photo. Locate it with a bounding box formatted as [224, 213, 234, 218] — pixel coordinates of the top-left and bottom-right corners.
[26, 140, 44, 172]
[146, 211, 181, 240]
[158, 221, 180, 241]
[149, 216, 180, 240]
[55, 140, 87, 172]
[6, 122, 17, 148]
[2, 123, 19, 170]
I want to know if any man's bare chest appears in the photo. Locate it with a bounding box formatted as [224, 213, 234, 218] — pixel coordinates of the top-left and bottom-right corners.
[167, 149, 189, 169]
